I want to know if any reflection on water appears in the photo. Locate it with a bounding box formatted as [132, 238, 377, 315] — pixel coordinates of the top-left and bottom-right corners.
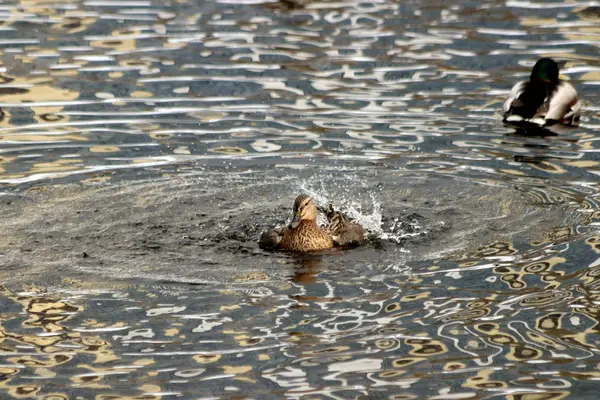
[1, 0, 600, 398]
[0, 0, 599, 185]
[4, 243, 600, 398]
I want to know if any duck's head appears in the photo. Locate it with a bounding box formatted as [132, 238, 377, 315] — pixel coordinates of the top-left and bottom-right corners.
[290, 194, 317, 228]
[530, 58, 559, 83]
[326, 204, 347, 233]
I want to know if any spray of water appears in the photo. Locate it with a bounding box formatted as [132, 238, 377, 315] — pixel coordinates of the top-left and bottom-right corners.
[298, 174, 427, 244]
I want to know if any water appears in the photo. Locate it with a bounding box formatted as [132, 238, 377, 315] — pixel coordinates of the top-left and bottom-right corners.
[1, 0, 600, 398]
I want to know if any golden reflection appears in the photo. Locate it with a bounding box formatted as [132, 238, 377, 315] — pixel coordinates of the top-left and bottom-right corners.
[221, 365, 252, 375]
[6, 385, 39, 398]
[401, 292, 430, 302]
[500, 273, 526, 290]
[208, 146, 248, 154]
[193, 354, 221, 364]
[95, 387, 162, 400]
[463, 369, 507, 390]
[526, 331, 567, 351]
[90, 29, 139, 52]
[0, 135, 87, 143]
[391, 357, 423, 368]
[508, 392, 568, 400]
[26, 159, 84, 176]
[507, 345, 541, 362]
[52, 15, 97, 35]
[89, 146, 119, 153]
[301, 346, 349, 356]
[475, 241, 517, 258]
[40, 395, 69, 400]
[0, 0, 599, 398]
[528, 161, 567, 174]
[493, 257, 566, 290]
[586, 236, 600, 253]
[375, 338, 399, 349]
[443, 362, 466, 371]
[537, 313, 565, 332]
[406, 337, 447, 357]
[541, 228, 573, 244]
[0, 74, 77, 126]
[520, 18, 557, 26]
[0, 288, 131, 397]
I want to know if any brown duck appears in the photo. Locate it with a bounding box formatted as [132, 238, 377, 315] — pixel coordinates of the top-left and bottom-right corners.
[259, 195, 365, 252]
[325, 204, 365, 247]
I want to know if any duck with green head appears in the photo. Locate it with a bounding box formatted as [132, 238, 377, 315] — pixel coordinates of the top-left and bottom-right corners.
[503, 58, 580, 126]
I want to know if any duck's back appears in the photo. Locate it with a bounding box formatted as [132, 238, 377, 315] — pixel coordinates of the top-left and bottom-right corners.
[258, 227, 287, 250]
[503, 80, 553, 119]
[327, 209, 365, 247]
[504, 80, 579, 124]
[279, 220, 334, 251]
[545, 81, 579, 122]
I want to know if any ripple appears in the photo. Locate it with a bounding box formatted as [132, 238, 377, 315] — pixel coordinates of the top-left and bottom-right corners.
[0, 0, 599, 398]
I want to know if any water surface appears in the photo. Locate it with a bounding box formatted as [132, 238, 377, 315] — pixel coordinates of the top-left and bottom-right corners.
[1, 0, 600, 398]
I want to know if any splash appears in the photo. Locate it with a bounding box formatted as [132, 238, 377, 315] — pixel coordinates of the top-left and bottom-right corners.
[298, 174, 429, 244]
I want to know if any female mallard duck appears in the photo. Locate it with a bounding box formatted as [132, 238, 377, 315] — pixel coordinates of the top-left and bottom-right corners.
[325, 204, 365, 247]
[503, 58, 580, 126]
[259, 194, 334, 252]
[259, 195, 367, 252]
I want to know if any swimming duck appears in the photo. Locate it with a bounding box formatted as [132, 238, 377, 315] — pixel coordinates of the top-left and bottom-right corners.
[325, 204, 365, 247]
[503, 58, 580, 126]
[259, 194, 334, 252]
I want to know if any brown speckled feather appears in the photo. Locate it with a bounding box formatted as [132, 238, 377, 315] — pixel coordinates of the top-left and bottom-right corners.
[278, 220, 334, 252]
[258, 227, 288, 250]
[326, 207, 365, 246]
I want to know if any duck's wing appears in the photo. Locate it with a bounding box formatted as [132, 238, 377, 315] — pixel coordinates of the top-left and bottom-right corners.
[336, 223, 365, 247]
[563, 98, 581, 125]
[565, 97, 581, 118]
[503, 80, 528, 116]
[324, 205, 366, 246]
[545, 81, 579, 122]
[326, 210, 346, 234]
[258, 227, 287, 250]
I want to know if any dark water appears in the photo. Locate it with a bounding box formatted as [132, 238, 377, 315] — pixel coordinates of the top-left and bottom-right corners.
[1, 0, 600, 398]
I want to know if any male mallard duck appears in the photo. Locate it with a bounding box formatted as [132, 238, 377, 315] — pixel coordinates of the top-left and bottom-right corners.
[259, 194, 334, 252]
[503, 58, 580, 126]
[325, 204, 365, 247]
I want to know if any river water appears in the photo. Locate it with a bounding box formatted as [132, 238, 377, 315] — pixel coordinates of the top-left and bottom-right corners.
[1, 0, 600, 398]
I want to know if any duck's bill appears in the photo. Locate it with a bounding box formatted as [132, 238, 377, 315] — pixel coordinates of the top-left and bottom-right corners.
[290, 212, 302, 228]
